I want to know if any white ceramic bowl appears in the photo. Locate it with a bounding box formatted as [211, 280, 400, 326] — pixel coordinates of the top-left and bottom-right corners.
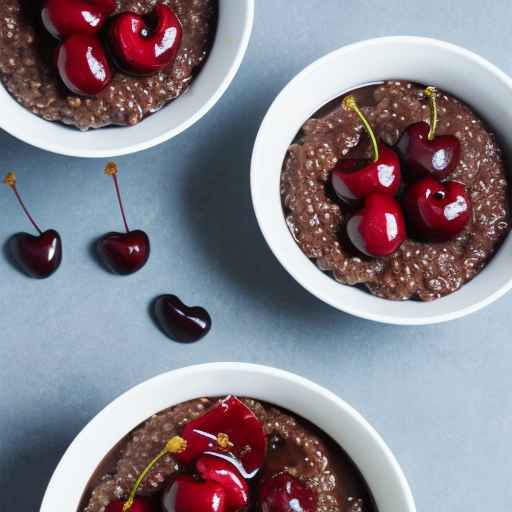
[0, 1, 254, 158]
[40, 363, 415, 512]
[251, 36, 512, 325]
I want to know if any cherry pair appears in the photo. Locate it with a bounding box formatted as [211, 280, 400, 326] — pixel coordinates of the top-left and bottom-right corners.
[3, 163, 148, 279]
[331, 88, 471, 257]
[42, 0, 183, 96]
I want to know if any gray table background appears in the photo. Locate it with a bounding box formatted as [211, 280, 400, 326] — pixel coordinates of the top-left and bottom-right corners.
[1, 1, 511, 510]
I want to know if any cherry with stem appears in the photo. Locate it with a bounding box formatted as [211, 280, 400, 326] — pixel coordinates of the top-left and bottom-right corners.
[3, 172, 62, 278]
[96, 162, 150, 275]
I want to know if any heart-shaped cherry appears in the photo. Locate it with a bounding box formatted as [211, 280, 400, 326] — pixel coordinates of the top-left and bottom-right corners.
[56, 34, 112, 96]
[196, 455, 249, 511]
[331, 96, 401, 202]
[259, 472, 316, 512]
[403, 177, 471, 242]
[346, 193, 406, 257]
[42, 0, 117, 39]
[96, 162, 150, 275]
[162, 476, 226, 512]
[177, 395, 266, 478]
[3, 173, 62, 279]
[105, 497, 156, 512]
[396, 86, 461, 181]
[108, 4, 182, 75]
[153, 294, 211, 343]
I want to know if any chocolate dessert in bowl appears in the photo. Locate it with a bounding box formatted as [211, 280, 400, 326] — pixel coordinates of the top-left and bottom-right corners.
[40, 364, 415, 512]
[251, 37, 512, 325]
[0, 0, 254, 157]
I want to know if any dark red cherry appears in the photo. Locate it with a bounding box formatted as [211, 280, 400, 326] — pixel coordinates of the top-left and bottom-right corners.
[3, 172, 62, 279]
[9, 230, 62, 279]
[331, 144, 401, 202]
[177, 395, 266, 477]
[105, 497, 156, 512]
[162, 475, 226, 512]
[196, 455, 249, 511]
[154, 294, 211, 343]
[108, 4, 182, 75]
[97, 162, 150, 275]
[42, 0, 117, 39]
[403, 177, 471, 242]
[396, 122, 460, 181]
[56, 34, 112, 96]
[259, 472, 316, 512]
[346, 193, 406, 257]
[97, 230, 150, 275]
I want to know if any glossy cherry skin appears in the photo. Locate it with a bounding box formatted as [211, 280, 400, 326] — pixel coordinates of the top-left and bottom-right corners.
[396, 122, 461, 181]
[162, 475, 226, 512]
[105, 497, 156, 512]
[9, 229, 62, 279]
[42, 0, 117, 39]
[346, 193, 406, 257]
[331, 144, 401, 202]
[56, 34, 112, 96]
[197, 455, 249, 511]
[177, 395, 266, 477]
[259, 472, 316, 512]
[403, 177, 471, 242]
[154, 294, 211, 343]
[96, 230, 150, 275]
[108, 4, 182, 75]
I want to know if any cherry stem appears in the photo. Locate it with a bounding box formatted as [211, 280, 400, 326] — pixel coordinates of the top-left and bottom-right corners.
[3, 172, 43, 235]
[122, 432, 233, 512]
[105, 162, 130, 233]
[122, 436, 187, 512]
[425, 86, 438, 141]
[343, 95, 379, 162]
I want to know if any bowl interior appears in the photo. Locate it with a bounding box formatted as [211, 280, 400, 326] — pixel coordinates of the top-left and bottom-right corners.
[251, 37, 512, 325]
[40, 363, 415, 512]
[0, 0, 253, 158]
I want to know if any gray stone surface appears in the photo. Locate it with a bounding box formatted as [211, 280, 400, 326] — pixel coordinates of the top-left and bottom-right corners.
[1, 1, 511, 510]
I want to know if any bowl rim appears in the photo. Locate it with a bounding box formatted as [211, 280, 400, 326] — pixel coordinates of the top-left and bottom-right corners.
[40, 362, 416, 512]
[0, 0, 255, 158]
[250, 35, 512, 325]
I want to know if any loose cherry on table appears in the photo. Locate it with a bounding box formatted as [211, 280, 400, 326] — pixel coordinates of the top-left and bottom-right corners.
[108, 3, 183, 75]
[176, 395, 267, 477]
[196, 455, 249, 511]
[153, 294, 212, 343]
[96, 162, 150, 275]
[56, 34, 112, 96]
[3, 172, 62, 279]
[259, 472, 316, 512]
[346, 193, 406, 257]
[330, 95, 401, 203]
[162, 475, 226, 512]
[403, 177, 471, 242]
[42, 0, 117, 39]
[396, 86, 461, 181]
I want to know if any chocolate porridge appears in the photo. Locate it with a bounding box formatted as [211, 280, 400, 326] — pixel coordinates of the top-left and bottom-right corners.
[80, 397, 376, 512]
[0, 0, 217, 130]
[281, 81, 511, 301]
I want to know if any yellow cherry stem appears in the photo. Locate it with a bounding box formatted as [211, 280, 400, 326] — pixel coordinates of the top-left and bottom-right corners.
[105, 162, 130, 234]
[122, 436, 187, 512]
[425, 86, 439, 141]
[343, 95, 379, 162]
[122, 432, 233, 512]
[3, 172, 43, 235]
